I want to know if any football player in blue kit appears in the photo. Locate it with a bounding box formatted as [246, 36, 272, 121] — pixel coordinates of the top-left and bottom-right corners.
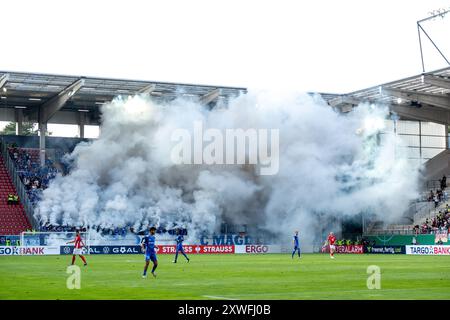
[141, 226, 158, 278]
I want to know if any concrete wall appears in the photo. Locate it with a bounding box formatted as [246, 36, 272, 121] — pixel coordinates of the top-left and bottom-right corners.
[422, 149, 450, 183]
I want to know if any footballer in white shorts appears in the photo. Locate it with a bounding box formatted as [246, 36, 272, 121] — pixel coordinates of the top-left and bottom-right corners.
[73, 248, 83, 255]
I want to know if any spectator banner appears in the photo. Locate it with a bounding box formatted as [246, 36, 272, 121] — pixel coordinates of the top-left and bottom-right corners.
[364, 246, 406, 254]
[0, 246, 60, 256]
[406, 245, 450, 255]
[435, 230, 448, 244]
[60, 245, 235, 255]
[235, 245, 282, 254]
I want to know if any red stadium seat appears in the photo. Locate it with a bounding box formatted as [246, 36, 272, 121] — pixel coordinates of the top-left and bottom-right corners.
[0, 157, 32, 235]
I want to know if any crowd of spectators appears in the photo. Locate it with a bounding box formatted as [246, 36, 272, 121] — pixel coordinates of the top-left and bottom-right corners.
[334, 239, 362, 246]
[8, 146, 59, 206]
[426, 175, 448, 208]
[39, 223, 80, 233]
[414, 204, 450, 234]
[40, 223, 133, 236]
[38, 223, 187, 237]
[6, 194, 19, 204]
[0, 236, 20, 246]
[417, 175, 450, 234]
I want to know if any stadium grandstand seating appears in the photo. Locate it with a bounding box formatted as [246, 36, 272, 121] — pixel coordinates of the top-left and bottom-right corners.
[0, 156, 32, 234]
[8, 147, 60, 206]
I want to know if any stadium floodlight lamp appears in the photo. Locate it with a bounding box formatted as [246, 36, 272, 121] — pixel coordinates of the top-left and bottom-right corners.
[397, 98, 402, 104]
[427, 8, 450, 20]
[2, 87, 6, 92]
[78, 109, 90, 112]
[410, 101, 422, 108]
[14, 106, 27, 109]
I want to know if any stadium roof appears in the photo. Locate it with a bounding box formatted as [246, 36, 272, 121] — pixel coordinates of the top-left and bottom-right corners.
[0, 70, 247, 125]
[2, 67, 450, 126]
[319, 67, 450, 118]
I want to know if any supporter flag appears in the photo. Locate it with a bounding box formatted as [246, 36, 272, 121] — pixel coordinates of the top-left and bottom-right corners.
[435, 230, 448, 243]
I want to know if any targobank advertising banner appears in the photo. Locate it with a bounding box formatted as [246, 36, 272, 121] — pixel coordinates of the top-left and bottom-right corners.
[0, 246, 60, 256]
[406, 245, 450, 255]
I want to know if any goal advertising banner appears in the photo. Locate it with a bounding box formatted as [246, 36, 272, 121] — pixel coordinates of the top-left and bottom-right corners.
[59, 245, 235, 255]
[0, 246, 60, 256]
[406, 245, 450, 255]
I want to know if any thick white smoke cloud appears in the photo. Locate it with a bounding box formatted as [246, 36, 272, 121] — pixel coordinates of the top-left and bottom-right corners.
[35, 91, 421, 243]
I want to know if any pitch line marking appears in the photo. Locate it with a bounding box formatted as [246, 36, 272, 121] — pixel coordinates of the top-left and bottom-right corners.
[203, 295, 238, 300]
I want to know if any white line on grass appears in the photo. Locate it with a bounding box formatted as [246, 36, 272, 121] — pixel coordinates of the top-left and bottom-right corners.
[203, 295, 239, 300]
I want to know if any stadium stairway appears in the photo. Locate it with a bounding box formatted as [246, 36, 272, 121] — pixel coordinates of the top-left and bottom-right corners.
[0, 156, 32, 235]
[413, 200, 450, 226]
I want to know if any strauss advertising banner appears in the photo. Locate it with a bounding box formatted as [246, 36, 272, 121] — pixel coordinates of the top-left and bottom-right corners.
[60, 245, 235, 255]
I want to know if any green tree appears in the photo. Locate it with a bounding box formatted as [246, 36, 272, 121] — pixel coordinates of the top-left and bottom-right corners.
[0, 122, 51, 136]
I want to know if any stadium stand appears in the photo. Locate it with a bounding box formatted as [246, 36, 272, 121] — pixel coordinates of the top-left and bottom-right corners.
[8, 147, 60, 206]
[0, 156, 32, 234]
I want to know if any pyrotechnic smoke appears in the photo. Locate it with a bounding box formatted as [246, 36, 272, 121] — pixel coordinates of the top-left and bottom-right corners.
[35, 91, 421, 244]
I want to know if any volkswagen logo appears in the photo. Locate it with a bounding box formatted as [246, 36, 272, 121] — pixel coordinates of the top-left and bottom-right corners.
[103, 247, 110, 254]
[63, 246, 71, 254]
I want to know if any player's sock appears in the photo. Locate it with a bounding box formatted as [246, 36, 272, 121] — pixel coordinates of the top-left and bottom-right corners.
[151, 264, 158, 275]
[80, 255, 87, 265]
[71, 255, 76, 265]
[143, 263, 148, 276]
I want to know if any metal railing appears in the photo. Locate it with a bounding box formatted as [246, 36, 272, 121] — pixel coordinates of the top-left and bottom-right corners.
[0, 138, 38, 229]
[366, 226, 415, 235]
[412, 201, 435, 224]
[424, 177, 450, 191]
[364, 200, 436, 236]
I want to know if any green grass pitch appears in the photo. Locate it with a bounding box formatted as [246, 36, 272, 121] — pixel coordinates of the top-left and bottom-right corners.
[1, 253, 449, 300]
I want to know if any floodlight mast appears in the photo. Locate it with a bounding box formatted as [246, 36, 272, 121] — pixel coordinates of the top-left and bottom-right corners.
[417, 8, 450, 73]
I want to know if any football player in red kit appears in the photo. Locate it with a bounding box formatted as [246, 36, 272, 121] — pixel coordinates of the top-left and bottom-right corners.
[327, 232, 336, 259]
[67, 230, 87, 266]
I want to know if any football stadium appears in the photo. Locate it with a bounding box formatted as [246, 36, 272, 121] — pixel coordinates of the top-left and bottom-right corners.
[1, 1, 450, 306]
